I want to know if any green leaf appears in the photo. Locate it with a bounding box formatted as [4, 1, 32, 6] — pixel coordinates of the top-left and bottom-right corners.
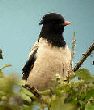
[18, 80, 26, 86]
[18, 87, 35, 103]
[0, 91, 6, 97]
[85, 89, 94, 101]
[75, 69, 92, 81]
[21, 87, 34, 97]
[69, 72, 76, 80]
[0, 75, 17, 94]
[85, 105, 94, 110]
[21, 105, 33, 110]
[20, 91, 31, 103]
[51, 99, 75, 110]
[50, 98, 63, 110]
[0, 70, 4, 77]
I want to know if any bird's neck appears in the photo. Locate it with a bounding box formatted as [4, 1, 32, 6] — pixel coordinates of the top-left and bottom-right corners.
[39, 25, 66, 47]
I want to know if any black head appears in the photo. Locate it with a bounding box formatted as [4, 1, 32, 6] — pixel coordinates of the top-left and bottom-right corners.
[39, 13, 72, 47]
[39, 13, 65, 26]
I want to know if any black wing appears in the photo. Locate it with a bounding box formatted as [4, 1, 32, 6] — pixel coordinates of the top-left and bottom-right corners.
[22, 41, 39, 80]
[22, 48, 38, 80]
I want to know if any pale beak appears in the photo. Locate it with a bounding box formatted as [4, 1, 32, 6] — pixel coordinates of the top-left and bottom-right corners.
[63, 21, 72, 26]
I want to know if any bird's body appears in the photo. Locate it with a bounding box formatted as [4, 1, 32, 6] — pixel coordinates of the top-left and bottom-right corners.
[22, 13, 72, 91]
[27, 38, 71, 90]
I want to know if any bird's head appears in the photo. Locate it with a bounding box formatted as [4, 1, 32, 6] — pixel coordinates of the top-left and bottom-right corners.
[39, 13, 72, 32]
[39, 13, 72, 47]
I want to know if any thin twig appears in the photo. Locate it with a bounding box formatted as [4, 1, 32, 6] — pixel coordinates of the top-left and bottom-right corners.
[22, 84, 41, 99]
[67, 32, 76, 81]
[73, 42, 94, 72]
[71, 32, 76, 60]
[22, 84, 52, 108]
[71, 32, 76, 70]
[23, 84, 52, 97]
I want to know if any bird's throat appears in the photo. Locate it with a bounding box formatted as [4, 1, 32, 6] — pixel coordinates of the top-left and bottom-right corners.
[39, 27, 66, 47]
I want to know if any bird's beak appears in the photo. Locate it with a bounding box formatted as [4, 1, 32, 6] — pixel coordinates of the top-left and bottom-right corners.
[63, 21, 72, 26]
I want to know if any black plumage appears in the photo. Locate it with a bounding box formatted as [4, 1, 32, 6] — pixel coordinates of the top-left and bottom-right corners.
[39, 13, 66, 47]
[22, 48, 38, 80]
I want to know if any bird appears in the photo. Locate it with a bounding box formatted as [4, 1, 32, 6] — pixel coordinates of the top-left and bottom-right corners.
[22, 13, 72, 91]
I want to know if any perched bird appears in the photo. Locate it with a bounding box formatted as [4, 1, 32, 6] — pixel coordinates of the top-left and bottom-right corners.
[22, 13, 72, 91]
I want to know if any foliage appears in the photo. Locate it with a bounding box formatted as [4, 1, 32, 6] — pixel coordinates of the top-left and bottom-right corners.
[0, 50, 94, 110]
[0, 49, 3, 59]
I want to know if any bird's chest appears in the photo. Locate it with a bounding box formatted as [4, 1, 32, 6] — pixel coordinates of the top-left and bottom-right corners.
[27, 41, 71, 90]
[34, 42, 71, 77]
[37, 43, 71, 65]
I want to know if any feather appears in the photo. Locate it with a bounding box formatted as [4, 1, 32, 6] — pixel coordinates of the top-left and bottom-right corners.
[22, 41, 39, 80]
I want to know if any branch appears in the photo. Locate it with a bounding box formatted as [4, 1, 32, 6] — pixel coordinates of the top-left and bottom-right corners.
[71, 32, 76, 61]
[70, 32, 76, 71]
[23, 84, 52, 97]
[22, 84, 52, 108]
[73, 42, 94, 72]
[22, 84, 41, 99]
